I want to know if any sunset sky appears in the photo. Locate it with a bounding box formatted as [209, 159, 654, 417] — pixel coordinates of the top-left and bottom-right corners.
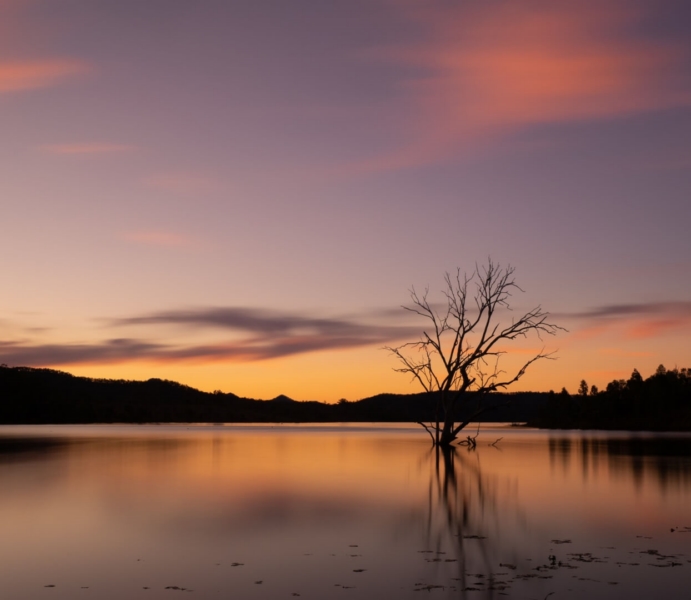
[2, 0, 690, 402]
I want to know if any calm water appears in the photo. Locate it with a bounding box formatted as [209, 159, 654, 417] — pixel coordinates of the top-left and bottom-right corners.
[0, 424, 690, 599]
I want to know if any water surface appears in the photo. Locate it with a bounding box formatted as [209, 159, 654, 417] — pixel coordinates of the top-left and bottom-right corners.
[0, 424, 690, 599]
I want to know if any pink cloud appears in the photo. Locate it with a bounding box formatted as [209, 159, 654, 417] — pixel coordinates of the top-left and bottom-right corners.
[40, 143, 134, 155]
[625, 318, 691, 340]
[351, 0, 691, 172]
[570, 323, 614, 341]
[567, 302, 691, 341]
[0, 59, 90, 93]
[585, 369, 630, 380]
[121, 230, 193, 248]
[144, 173, 221, 195]
[598, 348, 654, 358]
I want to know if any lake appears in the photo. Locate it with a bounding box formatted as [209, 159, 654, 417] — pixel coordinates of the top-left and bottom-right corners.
[0, 424, 690, 599]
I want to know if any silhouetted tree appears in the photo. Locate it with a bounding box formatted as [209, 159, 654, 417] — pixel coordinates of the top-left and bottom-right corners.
[386, 260, 563, 447]
[578, 379, 589, 396]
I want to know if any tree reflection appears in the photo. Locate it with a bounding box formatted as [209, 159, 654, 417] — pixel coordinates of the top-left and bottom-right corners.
[548, 434, 691, 493]
[419, 444, 523, 598]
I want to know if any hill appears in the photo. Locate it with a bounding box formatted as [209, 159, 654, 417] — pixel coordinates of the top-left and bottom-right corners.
[0, 365, 548, 424]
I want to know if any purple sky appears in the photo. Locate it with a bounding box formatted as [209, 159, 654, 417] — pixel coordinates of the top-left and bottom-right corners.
[2, 0, 690, 400]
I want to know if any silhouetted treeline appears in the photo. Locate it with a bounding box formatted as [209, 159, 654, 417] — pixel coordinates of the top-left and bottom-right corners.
[0, 365, 547, 425]
[530, 365, 691, 431]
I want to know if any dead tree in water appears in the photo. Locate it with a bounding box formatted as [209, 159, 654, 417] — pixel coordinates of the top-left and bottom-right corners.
[386, 260, 563, 447]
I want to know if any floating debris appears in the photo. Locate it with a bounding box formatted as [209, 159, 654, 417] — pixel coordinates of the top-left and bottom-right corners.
[551, 539, 572, 544]
[414, 584, 445, 592]
[515, 574, 553, 581]
[568, 553, 605, 563]
[670, 527, 691, 533]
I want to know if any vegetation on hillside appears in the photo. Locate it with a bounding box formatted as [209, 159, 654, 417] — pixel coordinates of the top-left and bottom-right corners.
[530, 365, 691, 430]
[2, 363, 690, 431]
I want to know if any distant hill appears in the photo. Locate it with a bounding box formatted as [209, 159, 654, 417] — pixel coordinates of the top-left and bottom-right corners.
[0, 365, 548, 425]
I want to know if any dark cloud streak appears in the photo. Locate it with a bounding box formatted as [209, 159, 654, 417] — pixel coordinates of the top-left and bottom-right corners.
[114, 306, 383, 336]
[558, 301, 691, 320]
[556, 301, 691, 340]
[1, 306, 420, 367]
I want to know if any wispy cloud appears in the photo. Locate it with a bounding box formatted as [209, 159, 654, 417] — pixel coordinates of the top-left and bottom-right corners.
[0, 59, 90, 93]
[120, 230, 194, 248]
[144, 173, 221, 195]
[114, 307, 402, 335]
[113, 306, 419, 355]
[598, 348, 654, 358]
[350, 0, 691, 172]
[584, 369, 631, 381]
[40, 143, 134, 155]
[563, 301, 691, 340]
[0, 307, 419, 367]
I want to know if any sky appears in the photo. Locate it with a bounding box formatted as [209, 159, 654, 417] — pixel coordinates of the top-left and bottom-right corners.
[1, 0, 690, 402]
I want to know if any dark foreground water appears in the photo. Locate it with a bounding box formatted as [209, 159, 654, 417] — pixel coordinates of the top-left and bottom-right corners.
[0, 424, 690, 599]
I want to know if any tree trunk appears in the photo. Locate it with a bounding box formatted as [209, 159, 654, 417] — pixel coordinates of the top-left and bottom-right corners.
[438, 414, 457, 447]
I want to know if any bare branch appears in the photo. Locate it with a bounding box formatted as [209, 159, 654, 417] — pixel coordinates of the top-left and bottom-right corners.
[386, 260, 564, 447]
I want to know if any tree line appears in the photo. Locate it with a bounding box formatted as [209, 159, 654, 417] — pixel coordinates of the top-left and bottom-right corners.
[1, 363, 689, 430]
[530, 365, 691, 430]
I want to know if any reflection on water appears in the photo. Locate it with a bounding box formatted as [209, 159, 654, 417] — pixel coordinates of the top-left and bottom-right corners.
[0, 425, 689, 599]
[548, 434, 691, 493]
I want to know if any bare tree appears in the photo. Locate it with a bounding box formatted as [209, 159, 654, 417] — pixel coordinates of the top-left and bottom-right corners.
[386, 260, 563, 447]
